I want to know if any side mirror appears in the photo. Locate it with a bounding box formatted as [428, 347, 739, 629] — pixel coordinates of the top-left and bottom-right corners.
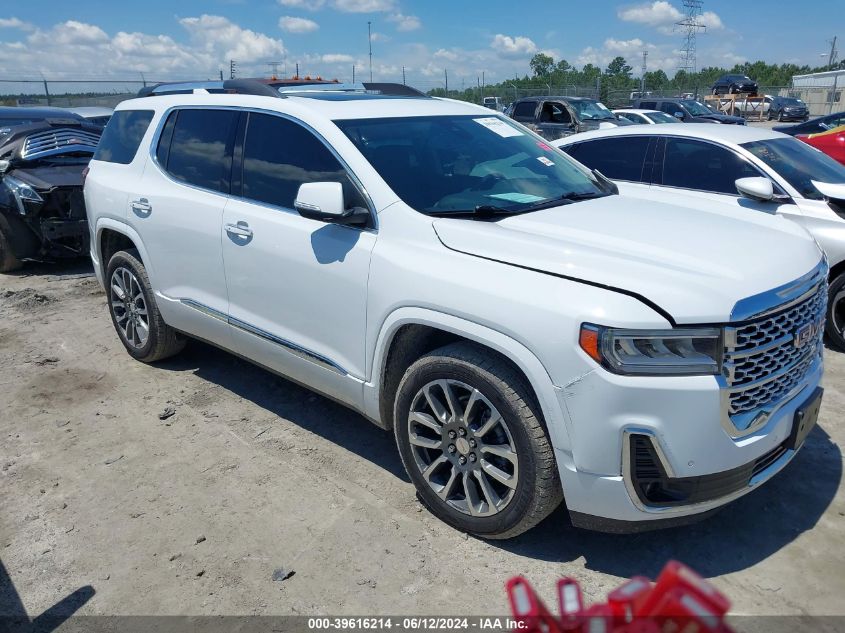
[673, 111, 684, 119]
[0, 159, 9, 174]
[736, 177, 775, 202]
[294, 182, 368, 226]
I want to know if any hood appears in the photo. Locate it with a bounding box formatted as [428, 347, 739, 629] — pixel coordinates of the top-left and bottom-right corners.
[8, 164, 86, 190]
[700, 113, 744, 124]
[432, 195, 822, 324]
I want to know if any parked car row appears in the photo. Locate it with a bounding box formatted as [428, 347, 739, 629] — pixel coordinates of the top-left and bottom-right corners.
[1, 80, 842, 541]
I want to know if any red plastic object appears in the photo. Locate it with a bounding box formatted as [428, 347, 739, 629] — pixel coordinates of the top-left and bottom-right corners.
[506, 560, 734, 633]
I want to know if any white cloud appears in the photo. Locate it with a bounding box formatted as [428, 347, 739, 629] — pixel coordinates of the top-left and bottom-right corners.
[331, 0, 395, 12]
[0, 17, 33, 30]
[618, 1, 681, 26]
[386, 13, 421, 31]
[321, 53, 354, 63]
[370, 31, 390, 42]
[279, 16, 319, 33]
[179, 14, 285, 63]
[699, 11, 724, 30]
[277, 0, 325, 9]
[490, 34, 537, 58]
[434, 48, 459, 61]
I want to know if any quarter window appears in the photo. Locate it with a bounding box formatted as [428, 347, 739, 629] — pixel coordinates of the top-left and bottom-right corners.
[563, 136, 651, 183]
[512, 101, 537, 121]
[93, 110, 154, 164]
[661, 138, 760, 194]
[162, 109, 237, 193]
[240, 113, 366, 212]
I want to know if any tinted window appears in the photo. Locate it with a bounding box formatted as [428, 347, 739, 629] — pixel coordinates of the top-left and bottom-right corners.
[512, 101, 537, 121]
[564, 137, 651, 182]
[639, 101, 657, 110]
[662, 138, 759, 194]
[241, 113, 365, 211]
[93, 110, 153, 164]
[660, 102, 682, 116]
[165, 109, 237, 193]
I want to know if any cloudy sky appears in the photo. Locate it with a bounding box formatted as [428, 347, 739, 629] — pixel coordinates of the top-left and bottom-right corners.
[0, 0, 839, 90]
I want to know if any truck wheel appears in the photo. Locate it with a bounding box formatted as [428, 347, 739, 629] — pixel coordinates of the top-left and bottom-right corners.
[0, 221, 23, 273]
[394, 342, 563, 539]
[105, 249, 185, 362]
[827, 272, 845, 351]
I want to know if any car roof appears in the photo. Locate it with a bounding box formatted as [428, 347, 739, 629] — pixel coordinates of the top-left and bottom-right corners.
[553, 122, 785, 146]
[515, 96, 594, 102]
[0, 106, 87, 120]
[62, 106, 114, 117]
[613, 109, 661, 115]
[119, 92, 489, 121]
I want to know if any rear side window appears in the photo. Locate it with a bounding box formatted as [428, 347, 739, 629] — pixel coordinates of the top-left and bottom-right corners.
[93, 110, 154, 164]
[639, 101, 657, 110]
[563, 136, 651, 182]
[659, 102, 681, 116]
[240, 112, 366, 212]
[161, 109, 237, 193]
[512, 101, 536, 121]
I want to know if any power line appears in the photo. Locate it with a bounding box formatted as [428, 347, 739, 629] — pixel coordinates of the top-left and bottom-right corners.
[675, 0, 706, 73]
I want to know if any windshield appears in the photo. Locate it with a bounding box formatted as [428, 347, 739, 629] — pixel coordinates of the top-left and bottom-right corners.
[569, 100, 615, 120]
[781, 98, 804, 106]
[646, 111, 678, 124]
[742, 137, 845, 200]
[680, 100, 712, 116]
[335, 115, 604, 215]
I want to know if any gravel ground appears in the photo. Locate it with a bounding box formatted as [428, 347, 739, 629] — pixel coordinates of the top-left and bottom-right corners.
[0, 261, 843, 620]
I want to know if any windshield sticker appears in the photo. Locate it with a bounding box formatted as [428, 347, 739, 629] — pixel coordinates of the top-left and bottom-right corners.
[536, 141, 553, 151]
[487, 192, 545, 204]
[473, 117, 523, 138]
[537, 156, 555, 167]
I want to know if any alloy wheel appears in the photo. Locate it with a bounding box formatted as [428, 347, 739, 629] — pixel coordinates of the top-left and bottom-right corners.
[110, 266, 149, 349]
[408, 379, 518, 517]
[833, 289, 845, 343]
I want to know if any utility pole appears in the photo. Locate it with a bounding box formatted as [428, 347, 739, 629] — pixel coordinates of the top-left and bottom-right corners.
[444, 68, 448, 95]
[266, 61, 283, 79]
[641, 50, 648, 94]
[352, 65, 356, 82]
[295, 62, 300, 78]
[482, 71, 485, 101]
[675, 0, 706, 74]
[402, 66, 406, 85]
[219, 69, 223, 81]
[826, 36, 839, 70]
[229, 59, 237, 79]
[368, 21, 373, 82]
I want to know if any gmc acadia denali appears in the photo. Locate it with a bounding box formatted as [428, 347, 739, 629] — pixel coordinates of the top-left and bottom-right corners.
[84, 80, 827, 538]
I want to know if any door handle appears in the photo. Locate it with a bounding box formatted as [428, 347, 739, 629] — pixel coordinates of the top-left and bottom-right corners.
[225, 222, 253, 238]
[130, 198, 152, 214]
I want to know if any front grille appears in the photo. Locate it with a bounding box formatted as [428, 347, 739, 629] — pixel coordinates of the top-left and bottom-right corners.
[724, 281, 826, 419]
[21, 128, 100, 160]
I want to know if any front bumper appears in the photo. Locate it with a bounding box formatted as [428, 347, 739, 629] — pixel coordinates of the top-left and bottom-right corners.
[554, 353, 823, 531]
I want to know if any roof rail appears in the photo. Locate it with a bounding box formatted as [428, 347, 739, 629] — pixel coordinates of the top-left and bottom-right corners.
[137, 79, 282, 98]
[276, 82, 368, 94]
[362, 83, 427, 97]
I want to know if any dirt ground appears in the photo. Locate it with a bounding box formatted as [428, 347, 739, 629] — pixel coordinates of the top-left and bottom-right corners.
[1, 261, 843, 621]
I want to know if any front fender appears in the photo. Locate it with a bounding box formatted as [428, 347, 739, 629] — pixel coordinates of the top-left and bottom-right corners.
[363, 306, 574, 457]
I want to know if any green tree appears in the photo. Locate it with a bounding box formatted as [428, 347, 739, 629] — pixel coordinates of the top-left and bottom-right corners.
[605, 56, 633, 78]
[529, 53, 555, 78]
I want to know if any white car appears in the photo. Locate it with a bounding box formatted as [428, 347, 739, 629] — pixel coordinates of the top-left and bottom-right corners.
[613, 109, 678, 125]
[84, 81, 825, 538]
[554, 123, 845, 351]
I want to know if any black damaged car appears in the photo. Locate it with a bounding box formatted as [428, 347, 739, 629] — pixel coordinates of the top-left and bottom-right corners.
[0, 107, 101, 272]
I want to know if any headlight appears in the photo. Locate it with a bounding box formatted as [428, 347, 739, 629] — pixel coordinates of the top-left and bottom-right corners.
[3, 175, 43, 215]
[579, 324, 722, 376]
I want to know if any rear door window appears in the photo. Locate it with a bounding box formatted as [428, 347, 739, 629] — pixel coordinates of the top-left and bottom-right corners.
[659, 102, 681, 116]
[562, 136, 651, 182]
[660, 138, 760, 194]
[93, 110, 154, 164]
[639, 101, 657, 110]
[162, 109, 238, 193]
[512, 101, 537, 122]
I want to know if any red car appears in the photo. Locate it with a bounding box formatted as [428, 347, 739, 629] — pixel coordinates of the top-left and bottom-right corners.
[797, 124, 845, 165]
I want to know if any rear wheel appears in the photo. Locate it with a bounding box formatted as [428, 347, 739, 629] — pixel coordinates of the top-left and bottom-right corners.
[826, 272, 845, 352]
[105, 249, 185, 362]
[0, 219, 23, 273]
[394, 342, 563, 539]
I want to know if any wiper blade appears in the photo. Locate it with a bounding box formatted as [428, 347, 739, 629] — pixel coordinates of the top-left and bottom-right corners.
[428, 205, 526, 218]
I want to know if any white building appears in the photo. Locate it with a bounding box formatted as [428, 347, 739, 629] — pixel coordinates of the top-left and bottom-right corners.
[790, 69, 845, 116]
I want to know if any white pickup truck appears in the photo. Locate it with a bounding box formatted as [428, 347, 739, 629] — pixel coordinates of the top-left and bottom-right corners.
[84, 81, 826, 538]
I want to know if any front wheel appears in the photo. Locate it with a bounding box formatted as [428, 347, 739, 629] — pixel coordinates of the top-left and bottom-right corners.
[0, 222, 23, 273]
[394, 342, 563, 539]
[105, 249, 186, 362]
[826, 273, 845, 351]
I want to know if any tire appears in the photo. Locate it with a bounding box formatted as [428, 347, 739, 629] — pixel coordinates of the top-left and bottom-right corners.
[767, 110, 773, 121]
[778, 112, 784, 122]
[0, 221, 23, 273]
[826, 272, 845, 352]
[393, 342, 563, 539]
[105, 249, 185, 362]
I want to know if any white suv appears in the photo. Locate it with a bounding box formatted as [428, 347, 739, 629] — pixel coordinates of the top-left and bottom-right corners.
[84, 81, 826, 538]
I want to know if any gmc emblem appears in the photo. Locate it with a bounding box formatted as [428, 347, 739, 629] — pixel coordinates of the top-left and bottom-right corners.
[794, 321, 822, 348]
